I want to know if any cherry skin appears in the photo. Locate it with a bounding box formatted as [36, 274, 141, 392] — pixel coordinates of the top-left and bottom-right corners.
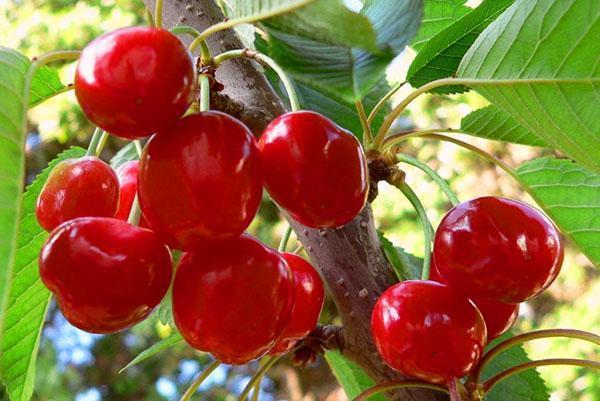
[172, 234, 294, 365]
[429, 261, 518, 340]
[75, 27, 195, 139]
[371, 280, 487, 384]
[138, 111, 263, 250]
[269, 253, 325, 355]
[259, 111, 368, 228]
[39, 217, 172, 334]
[433, 196, 564, 304]
[36, 156, 119, 232]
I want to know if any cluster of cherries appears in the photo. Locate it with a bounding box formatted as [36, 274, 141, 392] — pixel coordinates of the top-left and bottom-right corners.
[36, 26, 369, 364]
[372, 196, 564, 384]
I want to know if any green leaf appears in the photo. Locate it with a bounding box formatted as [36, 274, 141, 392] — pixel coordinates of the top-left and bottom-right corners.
[516, 158, 600, 268]
[456, 0, 600, 173]
[119, 333, 183, 373]
[410, 0, 470, 51]
[226, 0, 317, 26]
[482, 332, 550, 401]
[110, 142, 139, 170]
[460, 105, 548, 147]
[378, 232, 422, 281]
[29, 66, 68, 108]
[0, 47, 30, 350]
[407, 0, 514, 94]
[324, 351, 385, 401]
[0, 147, 86, 401]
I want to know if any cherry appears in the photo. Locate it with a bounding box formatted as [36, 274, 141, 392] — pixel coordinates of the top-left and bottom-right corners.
[371, 280, 487, 384]
[75, 27, 196, 139]
[36, 156, 119, 232]
[429, 261, 518, 340]
[114, 160, 149, 227]
[138, 111, 263, 250]
[433, 196, 564, 304]
[172, 234, 294, 365]
[39, 217, 172, 334]
[269, 253, 325, 355]
[259, 111, 368, 228]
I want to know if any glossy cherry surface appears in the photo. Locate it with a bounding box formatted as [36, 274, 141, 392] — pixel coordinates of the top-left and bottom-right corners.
[75, 27, 195, 139]
[172, 234, 293, 365]
[36, 156, 119, 232]
[270, 253, 325, 355]
[371, 280, 487, 384]
[138, 111, 263, 250]
[39, 217, 172, 334]
[434, 197, 564, 304]
[259, 111, 368, 228]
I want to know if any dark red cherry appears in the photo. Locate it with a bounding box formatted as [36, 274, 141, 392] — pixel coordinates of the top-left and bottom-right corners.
[259, 111, 368, 228]
[371, 280, 486, 384]
[429, 261, 518, 340]
[36, 156, 119, 232]
[75, 27, 196, 139]
[138, 112, 263, 250]
[39, 217, 172, 334]
[433, 197, 564, 304]
[172, 234, 294, 365]
[269, 253, 325, 355]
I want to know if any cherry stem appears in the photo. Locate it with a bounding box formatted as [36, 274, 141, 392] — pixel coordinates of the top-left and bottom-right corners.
[279, 225, 293, 252]
[127, 195, 142, 226]
[199, 74, 211, 112]
[448, 378, 467, 401]
[393, 181, 434, 280]
[352, 380, 449, 401]
[213, 49, 300, 111]
[154, 0, 163, 28]
[145, 9, 155, 27]
[238, 356, 281, 401]
[85, 128, 108, 157]
[179, 360, 221, 401]
[292, 244, 304, 255]
[172, 26, 212, 64]
[251, 357, 269, 401]
[395, 153, 459, 206]
[482, 358, 600, 393]
[471, 329, 600, 383]
[367, 81, 406, 126]
[355, 100, 373, 147]
[31, 50, 81, 67]
[170, 25, 202, 38]
[133, 140, 143, 158]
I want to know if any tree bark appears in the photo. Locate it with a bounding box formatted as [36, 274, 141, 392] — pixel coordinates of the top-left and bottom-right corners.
[143, 1, 447, 400]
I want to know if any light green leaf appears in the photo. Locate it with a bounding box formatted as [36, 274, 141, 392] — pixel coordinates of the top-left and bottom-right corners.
[110, 142, 139, 170]
[226, 0, 317, 26]
[457, 0, 600, 173]
[119, 333, 183, 373]
[29, 66, 69, 108]
[410, 0, 470, 51]
[407, 0, 514, 94]
[0, 147, 85, 401]
[0, 46, 30, 350]
[517, 158, 600, 268]
[324, 351, 385, 401]
[460, 105, 548, 147]
[378, 232, 421, 281]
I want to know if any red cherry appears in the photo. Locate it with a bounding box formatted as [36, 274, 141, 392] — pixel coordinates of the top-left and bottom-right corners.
[429, 261, 518, 340]
[39, 217, 172, 334]
[269, 253, 325, 355]
[371, 280, 487, 384]
[259, 111, 368, 228]
[138, 112, 263, 250]
[36, 156, 119, 232]
[75, 27, 196, 139]
[172, 234, 294, 365]
[433, 197, 563, 304]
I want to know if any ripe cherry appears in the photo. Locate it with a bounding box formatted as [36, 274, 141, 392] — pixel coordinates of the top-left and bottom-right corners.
[39, 217, 172, 334]
[434, 197, 564, 304]
[371, 280, 487, 384]
[259, 111, 368, 228]
[75, 27, 195, 139]
[138, 112, 263, 250]
[172, 234, 294, 365]
[36, 156, 119, 232]
[429, 261, 518, 340]
[269, 253, 325, 355]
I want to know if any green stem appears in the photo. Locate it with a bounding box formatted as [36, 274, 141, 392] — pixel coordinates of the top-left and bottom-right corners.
[395, 154, 459, 206]
[367, 81, 406, 126]
[85, 128, 107, 156]
[145, 9, 155, 27]
[134, 140, 143, 158]
[250, 358, 269, 401]
[170, 25, 201, 38]
[238, 356, 280, 401]
[199, 74, 211, 112]
[471, 329, 600, 383]
[154, 0, 163, 28]
[213, 50, 300, 111]
[355, 100, 373, 147]
[179, 360, 221, 401]
[482, 359, 600, 393]
[352, 380, 448, 401]
[395, 182, 434, 280]
[32, 50, 81, 66]
[279, 225, 293, 252]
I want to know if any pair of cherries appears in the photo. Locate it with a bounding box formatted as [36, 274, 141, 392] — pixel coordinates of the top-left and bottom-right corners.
[371, 197, 564, 384]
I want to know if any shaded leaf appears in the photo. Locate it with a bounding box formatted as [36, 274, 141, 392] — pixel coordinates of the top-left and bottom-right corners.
[119, 333, 183, 373]
[110, 142, 139, 170]
[324, 351, 385, 401]
[378, 232, 422, 281]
